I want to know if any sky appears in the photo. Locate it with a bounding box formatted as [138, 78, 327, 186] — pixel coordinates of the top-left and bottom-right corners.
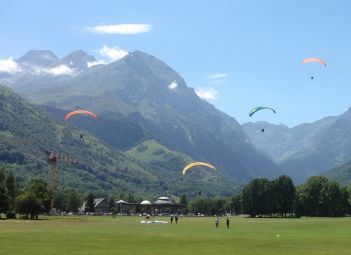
[1, 0, 351, 127]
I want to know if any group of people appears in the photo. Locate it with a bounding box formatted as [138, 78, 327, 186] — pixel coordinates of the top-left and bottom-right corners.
[169, 215, 230, 228]
[170, 215, 179, 224]
[215, 217, 230, 229]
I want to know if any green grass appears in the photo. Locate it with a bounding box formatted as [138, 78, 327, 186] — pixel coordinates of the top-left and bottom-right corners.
[0, 216, 350, 255]
[125, 139, 190, 163]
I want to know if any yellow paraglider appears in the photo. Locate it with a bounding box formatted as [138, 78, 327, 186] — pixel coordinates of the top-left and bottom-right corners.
[182, 162, 216, 175]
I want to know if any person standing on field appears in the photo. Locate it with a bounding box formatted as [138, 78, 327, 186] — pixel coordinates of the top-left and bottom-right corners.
[175, 215, 178, 224]
[226, 217, 229, 229]
[215, 217, 219, 228]
[170, 216, 174, 224]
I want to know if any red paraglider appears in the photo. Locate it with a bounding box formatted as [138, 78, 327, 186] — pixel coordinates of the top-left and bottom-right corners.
[64, 110, 97, 121]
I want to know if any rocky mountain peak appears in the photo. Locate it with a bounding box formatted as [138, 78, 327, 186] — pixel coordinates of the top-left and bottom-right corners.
[17, 50, 59, 67]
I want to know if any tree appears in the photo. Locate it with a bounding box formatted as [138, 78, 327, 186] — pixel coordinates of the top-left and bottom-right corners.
[67, 191, 81, 213]
[341, 187, 351, 215]
[85, 193, 95, 212]
[108, 197, 115, 212]
[180, 194, 188, 205]
[294, 176, 328, 216]
[127, 193, 136, 203]
[0, 167, 9, 216]
[55, 190, 68, 212]
[324, 181, 343, 216]
[14, 178, 51, 218]
[241, 178, 272, 217]
[294, 176, 345, 217]
[16, 194, 42, 219]
[179, 194, 188, 214]
[211, 198, 226, 216]
[189, 199, 209, 215]
[225, 194, 241, 215]
[5, 173, 16, 211]
[25, 179, 51, 213]
[272, 175, 295, 217]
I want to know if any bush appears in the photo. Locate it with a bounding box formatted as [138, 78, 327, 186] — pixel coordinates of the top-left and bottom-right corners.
[6, 211, 16, 219]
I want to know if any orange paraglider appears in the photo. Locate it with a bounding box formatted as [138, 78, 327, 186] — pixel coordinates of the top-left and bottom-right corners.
[302, 58, 326, 67]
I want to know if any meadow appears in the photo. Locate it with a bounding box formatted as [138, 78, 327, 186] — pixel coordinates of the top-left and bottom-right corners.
[0, 216, 350, 255]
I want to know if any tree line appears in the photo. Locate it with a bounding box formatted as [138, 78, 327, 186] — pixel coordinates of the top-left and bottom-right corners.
[0, 165, 148, 219]
[1, 164, 351, 219]
[189, 175, 351, 217]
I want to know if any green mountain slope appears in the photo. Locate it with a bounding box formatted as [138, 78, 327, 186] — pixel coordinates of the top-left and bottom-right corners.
[0, 85, 233, 198]
[10, 50, 281, 182]
[322, 161, 351, 186]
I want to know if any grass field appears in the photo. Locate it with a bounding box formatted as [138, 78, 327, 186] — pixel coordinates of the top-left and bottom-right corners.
[0, 216, 350, 255]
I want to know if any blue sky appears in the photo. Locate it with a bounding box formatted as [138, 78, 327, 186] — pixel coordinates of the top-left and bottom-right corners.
[1, 0, 351, 127]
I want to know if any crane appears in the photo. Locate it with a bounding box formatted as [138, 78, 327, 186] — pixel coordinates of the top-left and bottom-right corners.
[44, 150, 77, 210]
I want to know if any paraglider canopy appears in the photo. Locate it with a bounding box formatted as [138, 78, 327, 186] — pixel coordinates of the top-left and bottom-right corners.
[249, 106, 276, 117]
[302, 58, 326, 67]
[64, 110, 97, 121]
[182, 162, 216, 175]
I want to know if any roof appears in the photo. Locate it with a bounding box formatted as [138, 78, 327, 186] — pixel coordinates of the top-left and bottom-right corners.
[94, 198, 105, 207]
[79, 198, 106, 212]
[116, 200, 127, 204]
[154, 196, 173, 205]
[140, 200, 151, 205]
[157, 196, 171, 201]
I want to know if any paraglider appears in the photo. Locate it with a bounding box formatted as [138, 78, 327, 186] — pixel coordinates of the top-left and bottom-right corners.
[302, 58, 326, 67]
[64, 110, 97, 121]
[302, 58, 326, 80]
[182, 162, 216, 175]
[64, 110, 97, 139]
[249, 107, 276, 133]
[249, 106, 276, 117]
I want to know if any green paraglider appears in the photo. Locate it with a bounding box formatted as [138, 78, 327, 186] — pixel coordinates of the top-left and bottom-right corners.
[249, 106, 276, 117]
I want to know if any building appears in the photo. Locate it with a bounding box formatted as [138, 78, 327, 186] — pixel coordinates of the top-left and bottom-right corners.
[79, 198, 109, 214]
[115, 200, 139, 215]
[152, 197, 185, 214]
[115, 197, 186, 215]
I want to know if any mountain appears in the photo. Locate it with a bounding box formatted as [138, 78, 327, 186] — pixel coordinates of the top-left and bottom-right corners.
[0, 85, 233, 198]
[322, 161, 351, 186]
[59, 50, 96, 70]
[16, 49, 96, 70]
[0, 50, 98, 94]
[243, 110, 351, 183]
[6, 50, 281, 182]
[17, 50, 59, 67]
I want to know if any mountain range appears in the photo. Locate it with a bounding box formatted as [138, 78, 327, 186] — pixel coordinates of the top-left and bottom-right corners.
[243, 109, 351, 184]
[0, 84, 238, 198]
[1, 49, 350, 190]
[1, 50, 281, 184]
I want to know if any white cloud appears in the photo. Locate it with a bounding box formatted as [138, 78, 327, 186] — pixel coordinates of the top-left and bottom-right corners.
[208, 73, 229, 79]
[32, 65, 75, 76]
[85, 23, 152, 35]
[195, 87, 218, 100]
[99, 45, 128, 62]
[87, 60, 106, 68]
[0, 58, 21, 73]
[168, 80, 178, 90]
